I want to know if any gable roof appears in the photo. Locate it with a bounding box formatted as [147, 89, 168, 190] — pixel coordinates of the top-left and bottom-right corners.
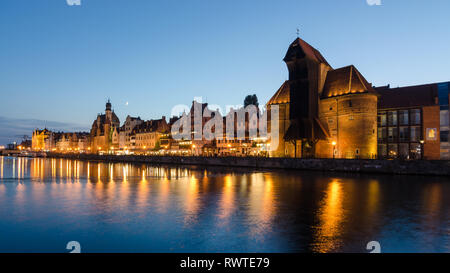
[283, 38, 331, 67]
[133, 119, 169, 134]
[321, 65, 377, 98]
[267, 81, 290, 105]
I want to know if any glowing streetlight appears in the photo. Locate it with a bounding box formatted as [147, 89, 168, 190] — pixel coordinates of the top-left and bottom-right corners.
[332, 141, 337, 159]
[420, 140, 425, 160]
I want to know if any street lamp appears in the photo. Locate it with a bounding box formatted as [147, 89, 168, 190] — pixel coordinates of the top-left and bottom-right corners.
[332, 141, 337, 159]
[420, 140, 425, 160]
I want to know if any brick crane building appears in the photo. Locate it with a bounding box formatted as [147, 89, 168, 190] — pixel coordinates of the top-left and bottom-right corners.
[268, 37, 449, 160]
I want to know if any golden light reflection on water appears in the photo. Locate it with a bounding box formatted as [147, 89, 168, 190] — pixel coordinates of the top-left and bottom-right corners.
[134, 169, 151, 213]
[218, 175, 235, 221]
[313, 179, 345, 253]
[156, 176, 170, 213]
[183, 175, 200, 226]
[247, 173, 277, 237]
[1, 156, 449, 253]
[0, 157, 3, 179]
[366, 180, 380, 219]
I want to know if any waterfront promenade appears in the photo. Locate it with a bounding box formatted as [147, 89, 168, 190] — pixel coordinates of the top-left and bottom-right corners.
[44, 153, 450, 176]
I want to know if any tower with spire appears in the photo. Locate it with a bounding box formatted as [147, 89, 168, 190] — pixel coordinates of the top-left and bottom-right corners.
[89, 100, 120, 153]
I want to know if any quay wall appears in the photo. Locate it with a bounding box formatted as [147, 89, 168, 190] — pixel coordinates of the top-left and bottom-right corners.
[44, 153, 450, 176]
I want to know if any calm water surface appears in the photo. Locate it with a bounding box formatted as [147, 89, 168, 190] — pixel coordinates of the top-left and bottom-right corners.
[0, 156, 448, 253]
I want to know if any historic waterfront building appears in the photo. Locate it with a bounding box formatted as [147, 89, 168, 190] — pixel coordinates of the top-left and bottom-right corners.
[117, 115, 143, 151]
[376, 82, 450, 160]
[32, 129, 52, 151]
[268, 37, 449, 160]
[32, 130, 89, 152]
[90, 100, 120, 153]
[268, 38, 378, 159]
[30, 38, 449, 160]
[55, 132, 90, 152]
[133, 117, 170, 152]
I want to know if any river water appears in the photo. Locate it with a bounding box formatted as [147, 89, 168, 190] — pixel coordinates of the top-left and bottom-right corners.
[0, 156, 448, 253]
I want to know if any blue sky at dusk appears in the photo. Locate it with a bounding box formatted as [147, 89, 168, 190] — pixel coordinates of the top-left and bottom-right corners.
[1, 0, 449, 144]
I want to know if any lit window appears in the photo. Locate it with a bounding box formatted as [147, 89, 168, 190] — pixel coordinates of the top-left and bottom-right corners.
[426, 128, 437, 141]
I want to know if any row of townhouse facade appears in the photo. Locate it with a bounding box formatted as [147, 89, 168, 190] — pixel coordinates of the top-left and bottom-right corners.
[32, 100, 269, 157]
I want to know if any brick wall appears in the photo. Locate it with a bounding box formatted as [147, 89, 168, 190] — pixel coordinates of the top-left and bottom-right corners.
[423, 105, 441, 159]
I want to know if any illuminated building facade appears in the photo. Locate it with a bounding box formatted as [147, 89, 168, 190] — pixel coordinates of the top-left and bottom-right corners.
[55, 132, 90, 152]
[133, 117, 170, 152]
[32, 129, 52, 151]
[268, 38, 378, 159]
[376, 82, 450, 160]
[117, 115, 143, 151]
[268, 38, 449, 160]
[89, 100, 120, 153]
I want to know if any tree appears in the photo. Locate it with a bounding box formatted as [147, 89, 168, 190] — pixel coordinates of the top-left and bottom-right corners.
[154, 140, 161, 151]
[244, 94, 259, 108]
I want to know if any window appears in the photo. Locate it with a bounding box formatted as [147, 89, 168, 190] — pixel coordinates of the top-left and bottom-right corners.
[410, 127, 421, 142]
[399, 110, 409, 125]
[441, 131, 449, 142]
[440, 110, 449, 127]
[399, 127, 409, 142]
[388, 127, 398, 142]
[388, 111, 397, 126]
[388, 144, 398, 158]
[399, 143, 409, 159]
[410, 109, 421, 125]
[378, 113, 387, 127]
[410, 143, 422, 159]
[378, 128, 387, 142]
[426, 128, 438, 141]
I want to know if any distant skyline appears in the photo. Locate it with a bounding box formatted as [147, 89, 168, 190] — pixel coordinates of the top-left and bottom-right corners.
[1, 0, 450, 144]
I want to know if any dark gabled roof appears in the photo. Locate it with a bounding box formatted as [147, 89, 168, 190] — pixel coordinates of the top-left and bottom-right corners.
[169, 116, 180, 126]
[283, 38, 331, 67]
[321, 65, 377, 99]
[133, 119, 169, 134]
[126, 115, 142, 122]
[267, 81, 290, 105]
[111, 112, 120, 124]
[375, 83, 439, 109]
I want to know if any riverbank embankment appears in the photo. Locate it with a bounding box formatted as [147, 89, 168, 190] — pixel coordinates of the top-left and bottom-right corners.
[42, 153, 450, 176]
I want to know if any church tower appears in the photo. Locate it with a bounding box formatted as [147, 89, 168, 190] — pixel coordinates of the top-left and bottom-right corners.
[105, 99, 112, 122]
